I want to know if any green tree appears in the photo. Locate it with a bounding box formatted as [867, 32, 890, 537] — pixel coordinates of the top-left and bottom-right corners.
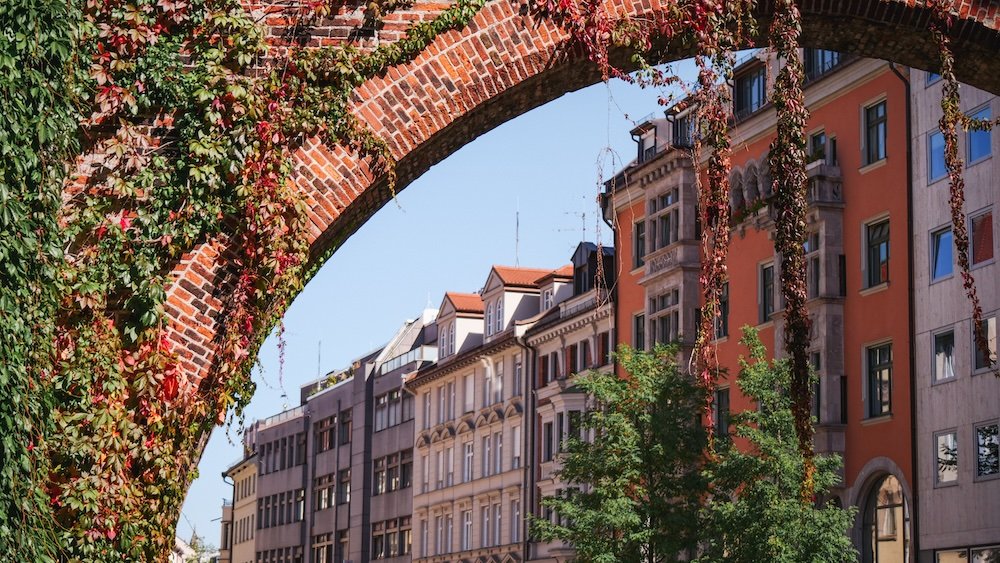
[531, 344, 708, 563]
[697, 328, 856, 563]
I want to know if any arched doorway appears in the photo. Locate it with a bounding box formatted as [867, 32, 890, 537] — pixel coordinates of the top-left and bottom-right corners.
[861, 474, 911, 563]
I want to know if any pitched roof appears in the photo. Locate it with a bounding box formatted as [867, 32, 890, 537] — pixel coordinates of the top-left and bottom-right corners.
[445, 292, 483, 314]
[491, 265, 557, 288]
[535, 264, 574, 284]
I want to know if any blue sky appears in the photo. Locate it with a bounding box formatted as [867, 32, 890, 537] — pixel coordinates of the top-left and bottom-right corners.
[177, 61, 699, 545]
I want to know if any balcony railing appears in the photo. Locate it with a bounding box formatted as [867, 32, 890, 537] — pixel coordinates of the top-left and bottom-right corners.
[257, 405, 305, 430]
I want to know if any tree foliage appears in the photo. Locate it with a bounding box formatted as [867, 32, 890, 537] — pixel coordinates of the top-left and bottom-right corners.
[531, 345, 708, 563]
[696, 328, 856, 563]
[533, 334, 856, 562]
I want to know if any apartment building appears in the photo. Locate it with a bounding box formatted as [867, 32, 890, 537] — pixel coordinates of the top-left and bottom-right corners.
[523, 243, 615, 563]
[221, 452, 258, 563]
[910, 70, 999, 562]
[600, 104, 702, 368]
[604, 50, 921, 561]
[218, 313, 435, 563]
[408, 266, 560, 563]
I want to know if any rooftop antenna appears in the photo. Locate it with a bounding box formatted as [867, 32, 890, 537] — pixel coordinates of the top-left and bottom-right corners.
[317, 340, 322, 379]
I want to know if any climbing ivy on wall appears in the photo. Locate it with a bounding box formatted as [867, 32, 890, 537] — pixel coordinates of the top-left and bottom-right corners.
[0, 0, 995, 559]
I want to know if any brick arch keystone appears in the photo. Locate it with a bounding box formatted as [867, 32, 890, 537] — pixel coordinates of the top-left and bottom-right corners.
[164, 0, 1000, 396]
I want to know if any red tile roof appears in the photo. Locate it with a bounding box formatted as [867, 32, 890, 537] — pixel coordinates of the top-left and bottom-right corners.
[445, 292, 483, 314]
[492, 265, 558, 288]
[535, 264, 574, 284]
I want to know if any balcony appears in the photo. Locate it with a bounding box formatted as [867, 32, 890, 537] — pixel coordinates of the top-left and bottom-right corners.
[379, 345, 437, 375]
[805, 151, 843, 205]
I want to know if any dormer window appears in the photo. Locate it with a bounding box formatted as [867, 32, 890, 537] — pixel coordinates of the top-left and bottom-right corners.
[485, 303, 494, 336]
[439, 322, 452, 358]
[494, 297, 504, 334]
[640, 131, 656, 162]
[672, 114, 693, 148]
[542, 289, 553, 311]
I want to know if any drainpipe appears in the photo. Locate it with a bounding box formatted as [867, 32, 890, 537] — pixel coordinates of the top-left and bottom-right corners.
[888, 61, 918, 561]
[514, 331, 536, 561]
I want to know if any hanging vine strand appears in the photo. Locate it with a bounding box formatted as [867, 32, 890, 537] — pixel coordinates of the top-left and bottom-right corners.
[931, 0, 999, 378]
[768, 0, 816, 502]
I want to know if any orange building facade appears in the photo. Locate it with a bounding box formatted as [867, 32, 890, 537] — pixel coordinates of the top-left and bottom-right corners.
[604, 52, 917, 561]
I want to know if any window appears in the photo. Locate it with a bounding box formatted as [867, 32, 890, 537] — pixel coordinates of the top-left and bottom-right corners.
[931, 228, 953, 280]
[935, 431, 958, 485]
[315, 416, 336, 453]
[480, 506, 490, 548]
[933, 330, 955, 382]
[437, 385, 446, 424]
[649, 189, 680, 251]
[633, 222, 646, 268]
[926, 72, 941, 85]
[421, 454, 429, 493]
[401, 449, 413, 489]
[338, 409, 352, 445]
[493, 503, 502, 546]
[461, 510, 472, 551]
[422, 392, 431, 429]
[485, 303, 494, 337]
[493, 431, 503, 475]
[804, 232, 820, 298]
[337, 530, 349, 563]
[971, 210, 994, 265]
[420, 520, 428, 558]
[463, 441, 474, 482]
[337, 469, 351, 504]
[495, 297, 504, 333]
[434, 516, 443, 555]
[543, 421, 554, 462]
[511, 500, 521, 543]
[373, 457, 386, 495]
[446, 446, 454, 486]
[866, 343, 892, 418]
[542, 289, 553, 310]
[513, 354, 523, 396]
[714, 283, 729, 339]
[447, 381, 456, 419]
[864, 101, 887, 164]
[713, 387, 731, 439]
[866, 219, 890, 287]
[976, 422, 999, 478]
[634, 313, 646, 351]
[968, 107, 992, 162]
[803, 48, 841, 80]
[974, 316, 997, 371]
[463, 373, 474, 413]
[735, 66, 766, 118]
[928, 130, 946, 181]
[435, 450, 444, 489]
[493, 361, 503, 404]
[445, 514, 453, 554]
[482, 436, 491, 477]
[672, 114, 693, 148]
[598, 332, 611, 366]
[861, 475, 910, 563]
[760, 263, 774, 323]
[810, 130, 827, 163]
[512, 425, 521, 469]
[314, 474, 334, 511]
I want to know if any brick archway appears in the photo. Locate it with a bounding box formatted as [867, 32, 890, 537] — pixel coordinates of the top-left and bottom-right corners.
[164, 0, 1000, 395]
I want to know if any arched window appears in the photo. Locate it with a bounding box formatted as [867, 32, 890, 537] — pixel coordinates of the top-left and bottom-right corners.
[449, 323, 455, 356]
[758, 157, 773, 198]
[486, 303, 494, 336]
[862, 474, 910, 563]
[730, 169, 746, 213]
[495, 297, 504, 334]
[744, 162, 760, 203]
